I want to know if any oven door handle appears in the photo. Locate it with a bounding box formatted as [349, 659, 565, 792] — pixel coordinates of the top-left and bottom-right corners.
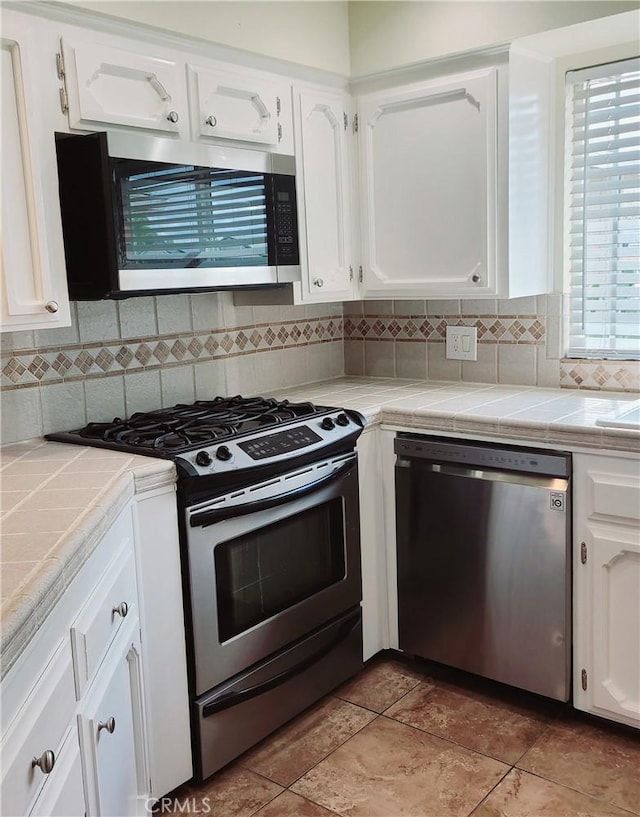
[202, 610, 361, 717]
[189, 459, 355, 528]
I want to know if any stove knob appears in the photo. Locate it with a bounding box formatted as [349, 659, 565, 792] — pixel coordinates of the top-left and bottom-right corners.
[320, 417, 336, 431]
[195, 450, 212, 467]
[335, 413, 350, 427]
[216, 445, 232, 461]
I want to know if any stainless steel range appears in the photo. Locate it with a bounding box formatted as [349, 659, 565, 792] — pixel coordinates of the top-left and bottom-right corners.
[47, 396, 366, 780]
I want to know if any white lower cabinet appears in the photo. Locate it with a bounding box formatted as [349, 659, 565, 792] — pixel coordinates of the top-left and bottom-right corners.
[0, 503, 159, 817]
[573, 452, 640, 729]
[79, 616, 146, 817]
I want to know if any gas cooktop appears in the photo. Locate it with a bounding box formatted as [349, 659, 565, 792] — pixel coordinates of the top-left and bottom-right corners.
[45, 395, 365, 479]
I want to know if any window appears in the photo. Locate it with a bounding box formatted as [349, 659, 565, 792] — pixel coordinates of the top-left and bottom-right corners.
[565, 58, 640, 360]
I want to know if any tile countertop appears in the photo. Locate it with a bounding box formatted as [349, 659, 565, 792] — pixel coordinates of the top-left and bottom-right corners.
[1, 377, 638, 678]
[0, 441, 176, 678]
[270, 377, 640, 452]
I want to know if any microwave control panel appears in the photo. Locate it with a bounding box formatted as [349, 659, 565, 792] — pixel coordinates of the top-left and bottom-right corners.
[272, 175, 299, 264]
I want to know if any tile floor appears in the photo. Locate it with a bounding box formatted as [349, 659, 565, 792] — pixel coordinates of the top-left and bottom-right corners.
[160, 654, 640, 817]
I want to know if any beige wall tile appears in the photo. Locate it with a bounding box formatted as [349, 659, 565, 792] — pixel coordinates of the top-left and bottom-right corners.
[191, 293, 225, 332]
[462, 343, 498, 383]
[365, 340, 395, 377]
[536, 351, 561, 388]
[344, 340, 365, 376]
[160, 365, 196, 406]
[498, 345, 537, 386]
[364, 300, 393, 315]
[427, 343, 461, 381]
[118, 297, 157, 339]
[393, 300, 426, 316]
[498, 296, 537, 316]
[194, 359, 227, 398]
[156, 294, 193, 335]
[394, 342, 427, 380]
[77, 300, 119, 343]
[124, 369, 162, 415]
[427, 299, 460, 316]
[41, 382, 86, 435]
[1, 387, 43, 445]
[84, 375, 126, 423]
[343, 301, 364, 316]
[460, 299, 498, 316]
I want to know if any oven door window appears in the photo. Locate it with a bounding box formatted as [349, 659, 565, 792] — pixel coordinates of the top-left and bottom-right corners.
[112, 159, 270, 270]
[215, 498, 345, 642]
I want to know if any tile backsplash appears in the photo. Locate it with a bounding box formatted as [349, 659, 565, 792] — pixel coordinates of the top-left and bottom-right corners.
[1, 294, 344, 445]
[344, 295, 639, 393]
[2, 292, 638, 445]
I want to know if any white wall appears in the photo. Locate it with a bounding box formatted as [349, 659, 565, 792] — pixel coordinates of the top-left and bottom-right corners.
[70, 1, 351, 74]
[348, 1, 639, 75]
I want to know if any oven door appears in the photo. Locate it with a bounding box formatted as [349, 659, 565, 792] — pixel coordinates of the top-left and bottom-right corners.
[185, 452, 362, 695]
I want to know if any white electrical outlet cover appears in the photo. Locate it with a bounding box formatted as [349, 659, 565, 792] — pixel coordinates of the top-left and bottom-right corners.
[446, 326, 478, 361]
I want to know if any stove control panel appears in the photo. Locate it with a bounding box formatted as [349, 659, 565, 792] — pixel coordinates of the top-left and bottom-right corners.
[176, 411, 358, 476]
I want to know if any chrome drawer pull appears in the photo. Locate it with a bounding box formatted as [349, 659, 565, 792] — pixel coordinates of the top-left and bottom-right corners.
[32, 750, 55, 774]
[98, 717, 116, 735]
[112, 601, 129, 618]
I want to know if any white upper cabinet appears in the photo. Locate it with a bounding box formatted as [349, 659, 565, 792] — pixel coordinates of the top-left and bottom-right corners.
[61, 39, 184, 134]
[294, 88, 356, 302]
[0, 11, 71, 332]
[188, 63, 293, 153]
[357, 68, 502, 299]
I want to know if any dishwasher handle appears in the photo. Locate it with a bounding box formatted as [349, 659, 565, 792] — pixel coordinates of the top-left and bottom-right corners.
[396, 456, 570, 492]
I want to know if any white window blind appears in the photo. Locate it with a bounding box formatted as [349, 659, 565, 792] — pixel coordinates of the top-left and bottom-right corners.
[566, 58, 640, 360]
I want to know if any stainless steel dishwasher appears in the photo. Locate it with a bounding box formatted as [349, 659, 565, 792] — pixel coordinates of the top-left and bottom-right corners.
[395, 433, 571, 702]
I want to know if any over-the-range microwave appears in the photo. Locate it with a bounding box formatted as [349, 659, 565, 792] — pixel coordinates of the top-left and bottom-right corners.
[55, 131, 300, 299]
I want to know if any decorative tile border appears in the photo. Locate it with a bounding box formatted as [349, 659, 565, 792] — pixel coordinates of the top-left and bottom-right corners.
[1, 316, 343, 391]
[560, 359, 640, 392]
[344, 314, 546, 344]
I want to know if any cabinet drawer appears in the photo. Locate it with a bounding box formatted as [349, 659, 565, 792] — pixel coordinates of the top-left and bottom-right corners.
[1, 641, 76, 817]
[29, 727, 85, 817]
[587, 470, 640, 524]
[71, 539, 137, 699]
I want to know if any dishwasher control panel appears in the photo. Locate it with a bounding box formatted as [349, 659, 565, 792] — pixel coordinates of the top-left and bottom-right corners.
[394, 434, 571, 478]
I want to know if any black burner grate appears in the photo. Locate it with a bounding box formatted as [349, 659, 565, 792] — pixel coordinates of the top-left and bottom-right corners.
[75, 396, 323, 453]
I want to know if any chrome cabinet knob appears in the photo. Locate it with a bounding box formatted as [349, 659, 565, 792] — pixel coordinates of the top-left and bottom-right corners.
[167, 111, 179, 123]
[32, 750, 55, 774]
[205, 115, 217, 127]
[471, 274, 481, 284]
[98, 717, 116, 735]
[44, 300, 59, 314]
[314, 278, 324, 288]
[112, 601, 128, 618]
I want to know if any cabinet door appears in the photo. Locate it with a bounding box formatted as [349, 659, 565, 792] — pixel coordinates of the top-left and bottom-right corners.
[78, 617, 148, 817]
[358, 68, 498, 299]
[189, 63, 292, 151]
[582, 526, 640, 726]
[573, 453, 640, 728]
[1, 13, 71, 332]
[295, 89, 356, 302]
[62, 39, 183, 133]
